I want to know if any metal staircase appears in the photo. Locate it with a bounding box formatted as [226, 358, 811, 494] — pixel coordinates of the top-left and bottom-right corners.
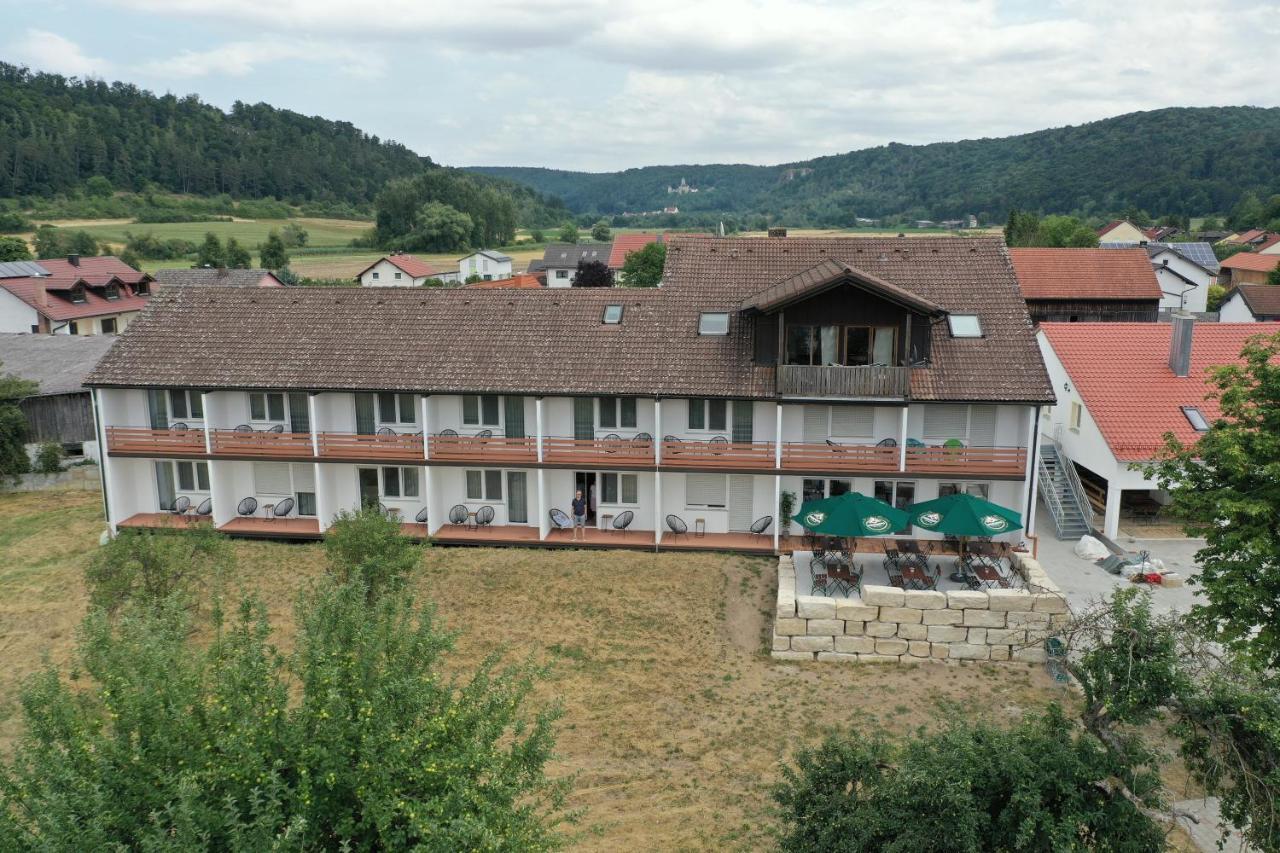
[1038, 443, 1095, 540]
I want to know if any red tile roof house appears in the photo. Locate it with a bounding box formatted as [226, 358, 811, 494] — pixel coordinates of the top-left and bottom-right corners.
[607, 234, 663, 283]
[86, 234, 1054, 574]
[1220, 252, 1280, 287]
[354, 253, 448, 287]
[1036, 317, 1280, 539]
[1008, 247, 1162, 323]
[0, 255, 153, 335]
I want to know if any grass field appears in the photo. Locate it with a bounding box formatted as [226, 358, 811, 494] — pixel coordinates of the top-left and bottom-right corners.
[0, 488, 1094, 850]
[53, 216, 373, 251]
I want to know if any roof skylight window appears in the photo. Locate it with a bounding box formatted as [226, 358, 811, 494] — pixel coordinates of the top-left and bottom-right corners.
[947, 314, 982, 337]
[1182, 406, 1209, 432]
[698, 312, 730, 335]
[602, 304, 624, 324]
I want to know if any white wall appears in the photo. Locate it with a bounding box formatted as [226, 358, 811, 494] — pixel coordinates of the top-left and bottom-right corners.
[1152, 251, 1211, 313]
[0, 289, 39, 332]
[359, 260, 426, 288]
[546, 268, 574, 288]
[459, 254, 513, 281]
[1218, 291, 1257, 322]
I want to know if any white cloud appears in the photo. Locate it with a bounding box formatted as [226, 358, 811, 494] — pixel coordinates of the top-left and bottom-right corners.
[7, 29, 113, 77]
[140, 39, 387, 80]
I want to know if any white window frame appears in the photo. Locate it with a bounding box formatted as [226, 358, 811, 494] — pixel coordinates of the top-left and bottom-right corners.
[168, 389, 204, 422]
[698, 312, 730, 335]
[377, 392, 419, 426]
[920, 404, 997, 446]
[394, 271, 402, 280]
[599, 472, 639, 506]
[379, 465, 421, 500]
[597, 396, 638, 430]
[254, 462, 317, 517]
[1068, 401, 1082, 431]
[686, 473, 727, 509]
[172, 460, 211, 495]
[555, 269, 569, 280]
[947, 314, 983, 337]
[464, 469, 504, 501]
[249, 391, 287, 424]
[462, 394, 502, 429]
[686, 398, 728, 433]
[372, 271, 380, 280]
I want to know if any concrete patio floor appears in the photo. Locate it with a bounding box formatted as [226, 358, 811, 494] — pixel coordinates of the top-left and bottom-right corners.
[790, 549, 1021, 598]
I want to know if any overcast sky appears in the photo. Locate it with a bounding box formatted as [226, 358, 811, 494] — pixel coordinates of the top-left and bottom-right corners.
[7, 1, 1279, 172]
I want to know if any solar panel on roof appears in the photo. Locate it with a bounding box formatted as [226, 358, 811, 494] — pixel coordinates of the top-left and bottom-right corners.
[1099, 241, 1219, 273]
[0, 260, 49, 279]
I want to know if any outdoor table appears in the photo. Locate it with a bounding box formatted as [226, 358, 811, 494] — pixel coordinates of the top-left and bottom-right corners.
[900, 539, 927, 555]
[467, 511, 478, 531]
[694, 518, 706, 537]
[601, 513, 614, 533]
[899, 563, 934, 590]
[970, 561, 1008, 589]
[263, 502, 275, 521]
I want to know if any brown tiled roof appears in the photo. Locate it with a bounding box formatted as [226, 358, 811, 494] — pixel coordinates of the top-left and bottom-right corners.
[1221, 253, 1280, 273]
[87, 235, 1054, 404]
[354, 254, 442, 279]
[36, 256, 150, 286]
[465, 273, 544, 289]
[1230, 285, 1280, 317]
[154, 268, 284, 287]
[1008, 248, 1162, 300]
[741, 257, 945, 314]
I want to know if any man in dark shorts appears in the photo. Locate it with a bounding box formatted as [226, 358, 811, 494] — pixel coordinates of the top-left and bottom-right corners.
[571, 489, 588, 541]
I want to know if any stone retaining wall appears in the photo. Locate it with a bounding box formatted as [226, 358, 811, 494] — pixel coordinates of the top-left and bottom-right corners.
[772, 553, 1069, 664]
[1, 465, 101, 493]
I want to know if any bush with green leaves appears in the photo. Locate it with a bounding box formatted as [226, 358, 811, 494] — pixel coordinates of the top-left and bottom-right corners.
[85, 525, 234, 613]
[33, 441, 63, 473]
[324, 505, 422, 600]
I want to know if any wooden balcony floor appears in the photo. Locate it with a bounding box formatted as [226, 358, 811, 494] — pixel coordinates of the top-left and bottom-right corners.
[119, 512, 213, 530]
[218, 517, 323, 539]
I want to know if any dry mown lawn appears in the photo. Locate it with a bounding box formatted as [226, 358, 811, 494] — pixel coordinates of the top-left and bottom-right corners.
[3, 490, 1081, 850]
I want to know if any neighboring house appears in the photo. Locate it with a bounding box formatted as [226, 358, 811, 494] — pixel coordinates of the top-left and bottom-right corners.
[0, 255, 152, 335]
[1258, 234, 1280, 255]
[458, 250, 513, 282]
[154, 268, 285, 288]
[1099, 241, 1219, 314]
[530, 243, 613, 287]
[1222, 229, 1280, 251]
[607, 234, 662, 282]
[1096, 220, 1149, 242]
[1037, 318, 1280, 538]
[1218, 285, 1280, 322]
[1009, 247, 1161, 323]
[465, 273, 544, 290]
[0, 332, 116, 459]
[1220, 252, 1280, 287]
[87, 234, 1053, 551]
[355, 254, 445, 287]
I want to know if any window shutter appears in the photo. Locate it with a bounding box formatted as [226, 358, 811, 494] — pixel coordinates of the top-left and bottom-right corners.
[291, 463, 315, 492]
[686, 473, 727, 507]
[968, 406, 997, 447]
[573, 398, 594, 440]
[922, 405, 967, 441]
[254, 462, 293, 496]
[830, 406, 873, 437]
[708, 399, 727, 432]
[802, 406, 828, 442]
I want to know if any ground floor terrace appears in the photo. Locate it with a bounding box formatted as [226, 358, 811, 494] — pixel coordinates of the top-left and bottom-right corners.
[105, 456, 1038, 552]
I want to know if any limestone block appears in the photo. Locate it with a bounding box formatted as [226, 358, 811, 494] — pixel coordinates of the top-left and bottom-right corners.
[1006, 611, 1051, 627]
[772, 650, 815, 661]
[922, 609, 965, 625]
[775, 617, 808, 636]
[865, 621, 899, 638]
[963, 609, 1007, 628]
[966, 627, 988, 645]
[986, 628, 1027, 645]
[772, 633, 790, 651]
[857, 654, 901, 664]
[791, 635, 835, 652]
[930, 643, 950, 659]
[903, 589, 947, 610]
[1032, 593, 1070, 614]
[835, 602, 879, 621]
[1049, 614, 1072, 629]
[879, 607, 923, 624]
[844, 621, 866, 636]
[797, 596, 837, 618]
[987, 590, 1035, 612]
[927, 625, 968, 643]
[1161, 573, 1185, 588]
[807, 619, 845, 636]
[989, 646, 1010, 661]
[908, 640, 932, 657]
[948, 643, 991, 660]
[875, 638, 909, 656]
[897, 623, 928, 641]
[835, 636, 876, 654]
[947, 590, 989, 609]
[817, 652, 860, 662]
[1012, 647, 1049, 663]
[861, 586, 904, 607]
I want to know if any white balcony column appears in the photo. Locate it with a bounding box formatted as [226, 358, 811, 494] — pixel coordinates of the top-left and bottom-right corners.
[421, 395, 432, 460]
[774, 403, 783, 468]
[654, 471, 663, 544]
[92, 388, 117, 531]
[654, 398, 662, 464]
[1023, 405, 1039, 538]
[1103, 481, 1122, 540]
[307, 393, 321, 456]
[773, 474, 781, 552]
[898, 406, 908, 471]
[537, 468, 549, 539]
[201, 391, 227, 530]
[535, 397, 545, 463]
[202, 392, 215, 454]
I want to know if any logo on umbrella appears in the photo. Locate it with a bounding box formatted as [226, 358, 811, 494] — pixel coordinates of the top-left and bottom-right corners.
[917, 510, 942, 528]
[982, 514, 1009, 532]
[864, 515, 890, 533]
[804, 511, 826, 526]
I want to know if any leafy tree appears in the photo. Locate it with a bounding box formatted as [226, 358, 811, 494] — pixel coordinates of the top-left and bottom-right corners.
[590, 219, 611, 242]
[85, 525, 234, 613]
[1207, 283, 1227, 311]
[1229, 192, 1266, 230]
[397, 201, 473, 253]
[33, 225, 97, 259]
[224, 236, 251, 268]
[119, 247, 142, 269]
[84, 175, 114, 198]
[573, 259, 613, 288]
[1144, 330, 1280, 669]
[196, 231, 224, 268]
[1269, 266, 1280, 286]
[274, 265, 299, 285]
[279, 221, 309, 248]
[619, 242, 665, 287]
[557, 222, 579, 244]
[0, 235, 31, 261]
[324, 506, 422, 602]
[1214, 242, 1252, 262]
[0, 211, 30, 232]
[257, 231, 289, 269]
[0, 361, 37, 482]
[530, 228, 545, 243]
[1037, 214, 1100, 247]
[33, 442, 63, 474]
[1121, 204, 1151, 226]
[1002, 209, 1041, 247]
[1199, 215, 1223, 231]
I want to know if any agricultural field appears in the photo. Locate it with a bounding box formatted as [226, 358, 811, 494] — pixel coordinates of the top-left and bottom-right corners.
[0, 488, 1101, 850]
[51, 216, 373, 252]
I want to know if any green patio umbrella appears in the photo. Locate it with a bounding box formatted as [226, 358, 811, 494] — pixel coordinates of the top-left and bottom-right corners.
[792, 492, 910, 538]
[906, 492, 1023, 537]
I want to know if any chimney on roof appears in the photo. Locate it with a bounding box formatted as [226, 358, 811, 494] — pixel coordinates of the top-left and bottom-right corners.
[67, 254, 80, 267]
[767, 227, 787, 238]
[1169, 313, 1194, 377]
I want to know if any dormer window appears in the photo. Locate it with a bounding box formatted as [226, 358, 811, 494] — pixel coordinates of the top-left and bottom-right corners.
[105, 284, 120, 300]
[134, 281, 149, 296]
[602, 304, 624, 324]
[1182, 406, 1209, 432]
[69, 286, 86, 304]
[698, 312, 730, 335]
[948, 314, 982, 337]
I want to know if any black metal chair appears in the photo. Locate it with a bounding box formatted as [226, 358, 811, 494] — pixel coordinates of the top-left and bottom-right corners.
[439, 428, 458, 437]
[234, 424, 253, 433]
[549, 508, 573, 530]
[750, 515, 773, 537]
[825, 438, 845, 453]
[195, 497, 212, 516]
[236, 497, 258, 517]
[475, 505, 495, 527]
[709, 435, 728, 445]
[665, 514, 688, 538]
[267, 424, 285, 433]
[475, 429, 493, 439]
[272, 497, 295, 518]
[448, 505, 468, 525]
[376, 427, 396, 436]
[632, 432, 652, 445]
[811, 564, 835, 597]
[170, 422, 189, 432]
[602, 433, 621, 453]
[662, 434, 679, 443]
[414, 506, 429, 524]
[876, 437, 897, 447]
[170, 495, 191, 515]
[612, 510, 634, 537]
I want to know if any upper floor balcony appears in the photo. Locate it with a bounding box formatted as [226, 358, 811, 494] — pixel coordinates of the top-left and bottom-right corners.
[776, 364, 911, 399]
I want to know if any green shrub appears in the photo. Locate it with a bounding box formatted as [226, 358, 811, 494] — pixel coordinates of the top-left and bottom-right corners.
[324, 506, 422, 601]
[33, 441, 63, 473]
[85, 526, 233, 613]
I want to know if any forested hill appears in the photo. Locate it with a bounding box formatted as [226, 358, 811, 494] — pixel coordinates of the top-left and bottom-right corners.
[470, 107, 1280, 224]
[0, 63, 560, 223]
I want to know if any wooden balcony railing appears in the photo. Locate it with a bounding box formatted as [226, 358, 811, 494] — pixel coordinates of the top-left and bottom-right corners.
[661, 439, 774, 470]
[777, 364, 910, 398]
[781, 441, 900, 473]
[429, 434, 537, 464]
[542, 436, 655, 467]
[210, 429, 314, 458]
[106, 426, 206, 456]
[905, 445, 1026, 476]
[318, 431, 424, 462]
